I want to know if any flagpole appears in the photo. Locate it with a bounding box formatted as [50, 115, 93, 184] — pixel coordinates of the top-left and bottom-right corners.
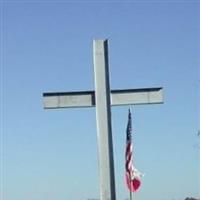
[129, 174, 132, 200]
[130, 191, 132, 200]
[129, 108, 133, 200]
[128, 108, 132, 200]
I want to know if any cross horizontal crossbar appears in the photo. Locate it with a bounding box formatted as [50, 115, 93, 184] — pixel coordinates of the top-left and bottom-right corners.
[43, 87, 163, 109]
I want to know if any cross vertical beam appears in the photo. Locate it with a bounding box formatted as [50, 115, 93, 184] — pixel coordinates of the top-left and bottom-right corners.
[93, 40, 116, 200]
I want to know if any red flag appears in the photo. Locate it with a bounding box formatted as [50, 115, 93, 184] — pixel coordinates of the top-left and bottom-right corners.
[125, 167, 141, 192]
[125, 109, 142, 192]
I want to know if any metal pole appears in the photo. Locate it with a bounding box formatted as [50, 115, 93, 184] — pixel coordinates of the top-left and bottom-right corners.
[130, 191, 132, 200]
[93, 39, 116, 200]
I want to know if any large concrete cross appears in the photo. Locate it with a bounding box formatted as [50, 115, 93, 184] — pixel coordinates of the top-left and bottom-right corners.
[43, 39, 163, 200]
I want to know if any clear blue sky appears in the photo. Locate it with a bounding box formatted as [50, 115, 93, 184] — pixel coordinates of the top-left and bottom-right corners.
[1, 1, 199, 200]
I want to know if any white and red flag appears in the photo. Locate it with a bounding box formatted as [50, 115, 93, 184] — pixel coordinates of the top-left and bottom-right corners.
[125, 109, 143, 192]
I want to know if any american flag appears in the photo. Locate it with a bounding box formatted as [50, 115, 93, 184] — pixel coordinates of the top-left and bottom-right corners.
[125, 109, 142, 192]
